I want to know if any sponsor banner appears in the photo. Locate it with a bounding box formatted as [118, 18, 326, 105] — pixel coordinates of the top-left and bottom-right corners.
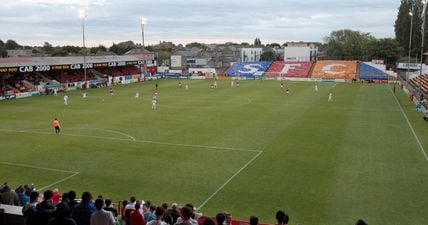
[125, 75, 132, 80]
[190, 76, 206, 80]
[397, 63, 421, 70]
[0, 96, 4, 100]
[15, 92, 31, 99]
[30, 91, 39, 96]
[5, 94, 16, 100]
[372, 59, 384, 64]
[321, 78, 336, 82]
[123, 79, 132, 84]
[66, 87, 77, 91]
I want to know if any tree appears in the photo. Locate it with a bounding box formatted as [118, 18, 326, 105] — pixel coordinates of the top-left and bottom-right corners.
[5, 40, 21, 50]
[324, 29, 375, 60]
[254, 38, 262, 46]
[109, 41, 136, 55]
[260, 49, 276, 61]
[240, 42, 250, 46]
[367, 38, 404, 65]
[42, 42, 53, 53]
[90, 45, 107, 54]
[185, 42, 207, 49]
[395, 0, 425, 58]
[268, 43, 281, 48]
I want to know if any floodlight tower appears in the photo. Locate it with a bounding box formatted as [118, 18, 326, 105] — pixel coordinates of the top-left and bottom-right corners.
[79, 9, 88, 92]
[408, 7, 414, 75]
[419, 0, 428, 78]
[141, 17, 147, 48]
[140, 17, 147, 77]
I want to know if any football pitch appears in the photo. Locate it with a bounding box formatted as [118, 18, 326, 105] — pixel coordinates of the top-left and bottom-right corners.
[0, 80, 427, 225]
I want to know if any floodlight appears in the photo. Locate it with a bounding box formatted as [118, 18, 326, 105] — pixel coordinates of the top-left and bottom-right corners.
[141, 17, 147, 25]
[79, 9, 88, 20]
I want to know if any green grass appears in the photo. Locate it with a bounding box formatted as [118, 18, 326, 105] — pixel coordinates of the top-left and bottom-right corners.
[0, 80, 427, 225]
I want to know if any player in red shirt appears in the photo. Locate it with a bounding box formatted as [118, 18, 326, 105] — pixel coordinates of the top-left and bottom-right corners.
[53, 118, 60, 134]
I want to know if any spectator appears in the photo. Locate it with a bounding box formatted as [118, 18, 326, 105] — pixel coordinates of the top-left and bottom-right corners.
[143, 202, 151, 222]
[52, 188, 61, 205]
[17, 186, 30, 206]
[24, 184, 34, 196]
[202, 218, 215, 225]
[165, 203, 180, 225]
[48, 202, 77, 225]
[147, 207, 168, 225]
[355, 219, 368, 225]
[130, 203, 145, 225]
[35, 190, 56, 225]
[216, 213, 225, 225]
[224, 213, 232, 225]
[68, 190, 78, 210]
[148, 205, 157, 222]
[174, 206, 197, 225]
[90, 198, 115, 225]
[71, 191, 96, 225]
[104, 199, 118, 217]
[249, 216, 258, 225]
[125, 196, 137, 211]
[0, 184, 20, 206]
[275, 210, 289, 225]
[22, 191, 39, 225]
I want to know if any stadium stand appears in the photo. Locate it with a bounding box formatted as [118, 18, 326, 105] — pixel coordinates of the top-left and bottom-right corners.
[226, 62, 272, 78]
[0, 78, 4, 96]
[410, 75, 428, 93]
[310, 60, 358, 79]
[359, 62, 389, 81]
[0, 182, 291, 225]
[265, 61, 313, 78]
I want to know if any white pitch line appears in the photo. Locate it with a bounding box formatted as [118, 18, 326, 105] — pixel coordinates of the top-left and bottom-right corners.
[197, 150, 263, 210]
[38, 172, 80, 191]
[22, 128, 136, 141]
[0, 161, 78, 173]
[0, 161, 80, 191]
[58, 128, 136, 141]
[0, 128, 261, 153]
[389, 86, 428, 161]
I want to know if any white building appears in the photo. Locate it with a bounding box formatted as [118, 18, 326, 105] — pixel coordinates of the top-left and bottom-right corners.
[284, 42, 319, 61]
[241, 48, 262, 62]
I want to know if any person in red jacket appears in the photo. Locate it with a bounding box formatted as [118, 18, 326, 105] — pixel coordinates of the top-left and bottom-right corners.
[130, 203, 145, 225]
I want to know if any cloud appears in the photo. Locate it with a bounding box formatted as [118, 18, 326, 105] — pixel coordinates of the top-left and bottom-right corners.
[0, 0, 400, 46]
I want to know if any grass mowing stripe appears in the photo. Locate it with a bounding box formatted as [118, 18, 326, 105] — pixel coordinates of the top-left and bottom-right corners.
[388, 86, 428, 161]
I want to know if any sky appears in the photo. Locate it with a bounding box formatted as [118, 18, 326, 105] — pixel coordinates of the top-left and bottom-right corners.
[0, 0, 400, 47]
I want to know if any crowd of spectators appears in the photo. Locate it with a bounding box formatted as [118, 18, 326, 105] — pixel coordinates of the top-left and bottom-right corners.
[1, 182, 368, 225]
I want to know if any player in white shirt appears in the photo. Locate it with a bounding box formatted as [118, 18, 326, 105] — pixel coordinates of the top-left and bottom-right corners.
[315, 85, 318, 92]
[135, 92, 140, 99]
[214, 80, 218, 88]
[231, 80, 234, 88]
[82, 92, 87, 99]
[328, 93, 333, 102]
[53, 88, 58, 96]
[151, 98, 157, 110]
[63, 95, 68, 105]
[185, 84, 189, 90]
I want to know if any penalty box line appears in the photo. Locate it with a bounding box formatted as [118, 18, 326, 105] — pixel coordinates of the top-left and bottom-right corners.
[0, 161, 80, 191]
[197, 150, 263, 210]
[0, 128, 261, 153]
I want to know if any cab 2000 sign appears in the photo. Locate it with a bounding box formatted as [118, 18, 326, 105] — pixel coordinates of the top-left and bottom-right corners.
[19, 65, 51, 73]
